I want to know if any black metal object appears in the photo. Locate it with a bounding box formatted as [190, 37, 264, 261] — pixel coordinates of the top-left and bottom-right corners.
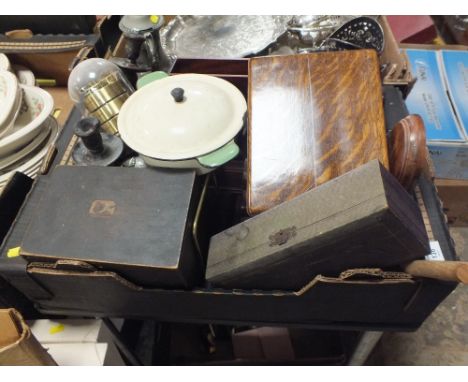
[72, 117, 124, 166]
[114, 16, 165, 72]
[74, 118, 103, 154]
[324, 17, 385, 54]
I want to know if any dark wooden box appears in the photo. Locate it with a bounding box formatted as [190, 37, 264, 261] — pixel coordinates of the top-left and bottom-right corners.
[207, 160, 429, 290]
[19, 166, 204, 288]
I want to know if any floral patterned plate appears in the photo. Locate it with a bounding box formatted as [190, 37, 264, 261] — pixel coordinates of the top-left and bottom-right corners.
[0, 84, 54, 158]
[0, 120, 50, 171]
[0, 116, 59, 186]
[0, 70, 19, 134]
[0, 83, 23, 139]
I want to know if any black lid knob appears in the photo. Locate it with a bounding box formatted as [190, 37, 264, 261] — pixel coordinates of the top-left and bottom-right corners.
[74, 117, 104, 154]
[171, 87, 185, 103]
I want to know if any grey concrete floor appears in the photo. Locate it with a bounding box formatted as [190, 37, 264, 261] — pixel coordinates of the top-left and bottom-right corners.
[369, 227, 468, 365]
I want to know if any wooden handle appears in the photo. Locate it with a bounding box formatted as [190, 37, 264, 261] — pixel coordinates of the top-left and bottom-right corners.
[404, 260, 468, 284]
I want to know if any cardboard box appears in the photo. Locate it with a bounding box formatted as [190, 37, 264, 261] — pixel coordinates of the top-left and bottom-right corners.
[0, 309, 56, 365]
[379, 16, 415, 93]
[435, 178, 468, 226]
[29, 319, 110, 366]
[403, 46, 468, 180]
[0, 34, 99, 86]
[0, 78, 458, 331]
[0, 26, 456, 329]
[0, 16, 121, 85]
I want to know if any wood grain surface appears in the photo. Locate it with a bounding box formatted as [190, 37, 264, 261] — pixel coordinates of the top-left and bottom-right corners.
[404, 260, 468, 283]
[389, 114, 427, 191]
[247, 50, 388, 215]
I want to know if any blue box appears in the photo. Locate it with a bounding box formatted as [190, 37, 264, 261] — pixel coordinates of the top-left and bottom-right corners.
[405, 49, 464, 141]
[440, 50, 468, 135]
[405, 49, 468, 179]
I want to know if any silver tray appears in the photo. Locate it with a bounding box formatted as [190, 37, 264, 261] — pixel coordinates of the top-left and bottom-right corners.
[160, 15, 291, 59]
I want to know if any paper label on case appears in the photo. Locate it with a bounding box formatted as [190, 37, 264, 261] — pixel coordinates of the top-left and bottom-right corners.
[426, 240, 445, 261]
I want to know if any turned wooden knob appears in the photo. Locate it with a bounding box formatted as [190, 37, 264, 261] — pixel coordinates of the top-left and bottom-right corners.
[389, 114, 427, 191]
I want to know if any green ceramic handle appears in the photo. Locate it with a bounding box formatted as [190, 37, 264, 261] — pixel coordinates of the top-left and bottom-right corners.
[197, 141, 240, 168]
[136, 71, 169, 89]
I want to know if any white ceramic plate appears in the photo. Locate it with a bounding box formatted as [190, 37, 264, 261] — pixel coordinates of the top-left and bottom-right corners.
[21, 161, 42, 178]
[0, 85, 54, 158]
[0, 117, 56, 175]
[13, 64, 36, 86]
[0, 161, 42, 189]
[0, 83, 24, 139]
[0, 54, 11, 71]
[0, 117, 59, 184]
[118, 73, 246, 160]
[0, 70, 19, 134]
[0, 122, 51, 171]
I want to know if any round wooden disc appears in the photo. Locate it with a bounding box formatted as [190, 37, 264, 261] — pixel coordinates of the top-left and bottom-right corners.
[389, 114, 427, 190]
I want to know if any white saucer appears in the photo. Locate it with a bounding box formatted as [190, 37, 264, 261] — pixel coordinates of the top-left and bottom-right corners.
[0, 117, 59, 184]
[0, 121, 51, 171]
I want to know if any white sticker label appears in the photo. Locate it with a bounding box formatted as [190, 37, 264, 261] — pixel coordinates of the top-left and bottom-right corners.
[425, 240, 445, 261]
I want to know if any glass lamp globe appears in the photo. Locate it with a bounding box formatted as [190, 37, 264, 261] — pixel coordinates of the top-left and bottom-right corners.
[68, 58, 121, 103]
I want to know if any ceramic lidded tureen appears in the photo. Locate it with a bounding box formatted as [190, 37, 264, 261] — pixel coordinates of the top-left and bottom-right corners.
[118, 73, 247, 174]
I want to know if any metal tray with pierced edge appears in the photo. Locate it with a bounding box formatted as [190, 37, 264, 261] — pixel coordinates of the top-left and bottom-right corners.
[160, 15, 292, 59]
[321, 16, 384, 54]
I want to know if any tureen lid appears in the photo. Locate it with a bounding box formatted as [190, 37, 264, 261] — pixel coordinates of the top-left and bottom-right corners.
[118, 74, 247, 160]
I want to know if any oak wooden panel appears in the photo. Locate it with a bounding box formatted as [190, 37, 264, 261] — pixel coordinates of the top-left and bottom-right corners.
[247, 50, 389, 215]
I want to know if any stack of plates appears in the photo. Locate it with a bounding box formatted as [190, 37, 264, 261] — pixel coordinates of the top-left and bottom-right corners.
[0, 54, 57, 193]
